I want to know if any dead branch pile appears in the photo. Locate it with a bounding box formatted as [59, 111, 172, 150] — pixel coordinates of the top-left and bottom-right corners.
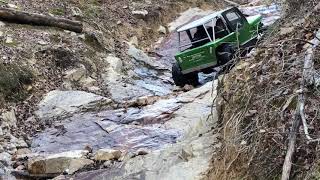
[208, 1, 320, 179]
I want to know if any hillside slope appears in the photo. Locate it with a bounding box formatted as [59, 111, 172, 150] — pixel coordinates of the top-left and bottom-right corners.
[207, 0, 320, 179]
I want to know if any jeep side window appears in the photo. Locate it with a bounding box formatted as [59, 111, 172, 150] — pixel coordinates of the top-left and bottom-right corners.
[193, 26, 206, 41]
[192, 26, 210, 48]
[225, 11, 244, 31]
[214, 18, 229, 39]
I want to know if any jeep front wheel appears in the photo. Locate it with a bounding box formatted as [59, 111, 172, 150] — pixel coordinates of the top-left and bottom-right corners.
[172, 63, 199, 87]
[217, 44, 235, 72]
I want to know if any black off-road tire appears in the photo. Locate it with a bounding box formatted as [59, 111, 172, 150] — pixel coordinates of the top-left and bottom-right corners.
[217, 44, 235, 73]
[172, 63, 199, 87]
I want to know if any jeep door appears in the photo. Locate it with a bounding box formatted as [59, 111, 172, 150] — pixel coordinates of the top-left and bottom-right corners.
[176, 25, 217, 74]
[222, 8, 252, 45]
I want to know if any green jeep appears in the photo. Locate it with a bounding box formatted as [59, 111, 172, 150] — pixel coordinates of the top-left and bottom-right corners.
[172, 7, 263, 86]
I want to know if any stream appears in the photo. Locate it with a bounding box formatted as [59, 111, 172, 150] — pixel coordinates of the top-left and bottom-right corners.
[26, 3, 281, 180]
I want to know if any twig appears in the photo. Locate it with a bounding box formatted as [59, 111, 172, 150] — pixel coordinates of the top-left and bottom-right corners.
[299, 91, 312, 140]
[280, 94, 296, 121]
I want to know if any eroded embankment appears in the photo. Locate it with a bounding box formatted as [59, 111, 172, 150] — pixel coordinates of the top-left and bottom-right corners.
[207, 1, 320, 179]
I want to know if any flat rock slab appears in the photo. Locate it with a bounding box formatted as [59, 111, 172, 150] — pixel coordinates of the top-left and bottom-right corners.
[31, 112, 179, 153]
[71, 81, 219, 180]
[31, 82, 215, 155]
[35, 90, 112, 120]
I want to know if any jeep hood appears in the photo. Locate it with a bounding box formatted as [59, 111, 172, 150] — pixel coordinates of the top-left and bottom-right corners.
[246, 14, 262, 25]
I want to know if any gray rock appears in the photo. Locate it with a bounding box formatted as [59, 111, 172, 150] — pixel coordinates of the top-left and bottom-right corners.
[7, 4, 18, 9]
[0, 21, 5, 27]
[132, 10, 148, 19]
[28, 150, 93, 175]
[129, 36, 139, 47]
[102, 55, 123, 83]
[38, 40, 48, 45]
[5, 36, 13, 44]
[78, 34, 86, 40]
[36, 91, 112, 120]
[0, 152, 11, 166]
[71, 7, 83, 17]
[9, 135, 28, 148]
[103, 161, 112, 168]
[1, 109, 17, 128]
[108, 82, 152, 102]
[94, 149, 122, 161]
[0, 127, 3, 136]
[15, 148, 32, 156]
[127, 45, 166, 70]
[63, 65, 87, 82]
[158, 25, 167, 34]
[79, 77, 97, 88]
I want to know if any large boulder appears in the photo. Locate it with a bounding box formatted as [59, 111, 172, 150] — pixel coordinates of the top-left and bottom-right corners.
[36, 91, 112, 120]
[28, 150, 93, 175]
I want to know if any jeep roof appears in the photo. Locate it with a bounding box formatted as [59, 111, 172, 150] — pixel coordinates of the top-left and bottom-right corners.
[177, 9, 227, 32]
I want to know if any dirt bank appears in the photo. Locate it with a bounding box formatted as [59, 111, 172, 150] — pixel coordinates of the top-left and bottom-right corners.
[207, 1, 320, 179]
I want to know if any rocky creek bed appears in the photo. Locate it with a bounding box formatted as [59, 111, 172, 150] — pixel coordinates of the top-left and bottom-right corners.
[0, 2, 280, 180]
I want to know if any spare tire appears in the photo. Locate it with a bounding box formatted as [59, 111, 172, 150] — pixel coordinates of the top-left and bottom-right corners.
[172, 63, 199, 87]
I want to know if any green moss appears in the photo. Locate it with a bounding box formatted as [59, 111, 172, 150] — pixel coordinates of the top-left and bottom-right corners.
[78, 0, 103, 18]
[83, 5, 102, 18]
[49, 34, 61, 44]
[83, 34, 104, 52]
[0, 0, 8, 4]
[4, 39, 19, 47]
[0, 63, 33, 101]
[49, 8, 66, 16]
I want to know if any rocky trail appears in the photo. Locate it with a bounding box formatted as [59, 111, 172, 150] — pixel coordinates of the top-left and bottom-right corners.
[0, 1, 280, 179]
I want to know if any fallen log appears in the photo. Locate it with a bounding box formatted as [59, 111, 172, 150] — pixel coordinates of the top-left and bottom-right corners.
[0, 7, 83, 33]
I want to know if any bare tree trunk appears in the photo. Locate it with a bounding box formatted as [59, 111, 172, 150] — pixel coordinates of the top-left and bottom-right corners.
[0, 7, 83, 33]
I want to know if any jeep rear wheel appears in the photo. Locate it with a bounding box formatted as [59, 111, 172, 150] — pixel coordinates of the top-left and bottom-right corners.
[172, 63, 199, 87]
